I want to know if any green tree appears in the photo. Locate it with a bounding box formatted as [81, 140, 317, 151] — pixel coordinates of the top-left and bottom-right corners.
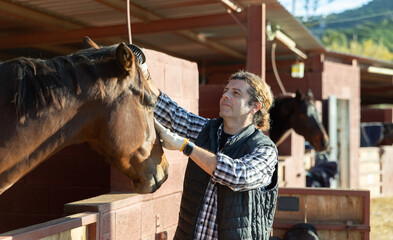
[322, 29, 393, 61]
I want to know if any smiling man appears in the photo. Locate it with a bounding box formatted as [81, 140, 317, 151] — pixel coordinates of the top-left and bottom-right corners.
[151, 70, 278, 240]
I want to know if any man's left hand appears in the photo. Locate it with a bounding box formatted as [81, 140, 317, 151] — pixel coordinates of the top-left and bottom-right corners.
[154, 119, 188, 151]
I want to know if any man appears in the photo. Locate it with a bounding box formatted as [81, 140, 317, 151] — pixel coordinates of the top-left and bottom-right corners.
[150, 70, 278, 240]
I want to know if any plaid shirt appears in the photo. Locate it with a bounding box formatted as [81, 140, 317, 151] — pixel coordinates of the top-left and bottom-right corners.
[154, 92, 278, 240]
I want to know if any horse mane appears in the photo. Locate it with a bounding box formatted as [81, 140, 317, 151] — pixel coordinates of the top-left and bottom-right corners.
[271, 95, 294, 111]
[130, 63, 156, 109]
[269, 95, 296, 131]
[9, 56, 82, 123]
[5, 45, 155, 123]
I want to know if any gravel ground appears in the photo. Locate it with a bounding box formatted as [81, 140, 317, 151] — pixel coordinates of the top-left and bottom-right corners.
[370, 196, 393, 239]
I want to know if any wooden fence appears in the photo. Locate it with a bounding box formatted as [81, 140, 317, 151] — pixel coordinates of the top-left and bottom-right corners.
[0, 212, 97, 240]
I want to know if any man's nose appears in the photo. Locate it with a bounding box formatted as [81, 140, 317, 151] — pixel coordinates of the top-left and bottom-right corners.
[222, 91, 230, 99]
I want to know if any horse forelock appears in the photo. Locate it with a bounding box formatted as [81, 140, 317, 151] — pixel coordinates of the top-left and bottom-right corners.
[134, 64, 156, 108]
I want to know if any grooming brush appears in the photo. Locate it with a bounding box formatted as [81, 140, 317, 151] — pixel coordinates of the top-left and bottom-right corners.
[128, 44, 146, 65]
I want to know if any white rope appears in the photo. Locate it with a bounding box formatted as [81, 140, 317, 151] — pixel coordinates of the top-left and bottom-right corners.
[126, 0, 132, 44]
[271, 42, 287, 94]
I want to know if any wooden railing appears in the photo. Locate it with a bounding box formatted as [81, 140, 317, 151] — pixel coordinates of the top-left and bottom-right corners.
[0, 212, 98, 240]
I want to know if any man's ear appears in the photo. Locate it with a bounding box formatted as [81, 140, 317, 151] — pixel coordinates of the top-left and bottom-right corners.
[252, 102, 262, 114]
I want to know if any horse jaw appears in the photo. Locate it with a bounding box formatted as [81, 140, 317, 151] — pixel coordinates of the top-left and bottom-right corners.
[130, 137, 169, 194]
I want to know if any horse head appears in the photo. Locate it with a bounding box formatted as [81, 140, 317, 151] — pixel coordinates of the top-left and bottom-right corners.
[269, 89, 330, 152]
[70, 38, 168, 193]
[292, 90, 330, 152]
[0, 37, 168, 194]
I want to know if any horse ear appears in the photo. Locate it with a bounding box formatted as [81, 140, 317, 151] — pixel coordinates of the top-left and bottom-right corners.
[306, 89, 314, 100]
[295, 90, 302, 101]
[116, 43, 135, 71]
[82, 36, 99, 49]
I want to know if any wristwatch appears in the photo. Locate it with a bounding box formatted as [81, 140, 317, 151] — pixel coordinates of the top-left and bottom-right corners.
[183, 141, 195, 156]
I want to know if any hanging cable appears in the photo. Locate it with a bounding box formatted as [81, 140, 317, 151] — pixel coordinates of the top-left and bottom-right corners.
[271, 42, 287, 94]
[126, 0, 132, 44]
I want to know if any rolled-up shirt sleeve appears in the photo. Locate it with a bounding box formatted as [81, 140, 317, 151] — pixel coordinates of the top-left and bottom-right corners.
[154, 92, 208, 141]
[212, 146, 278, 191]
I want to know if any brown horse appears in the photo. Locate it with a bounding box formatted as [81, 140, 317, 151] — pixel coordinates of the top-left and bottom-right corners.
[0, 37, 168, 195]
[269, 90, 330, 152]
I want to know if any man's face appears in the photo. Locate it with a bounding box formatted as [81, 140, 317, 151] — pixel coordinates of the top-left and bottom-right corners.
[219, 79, 254, 121]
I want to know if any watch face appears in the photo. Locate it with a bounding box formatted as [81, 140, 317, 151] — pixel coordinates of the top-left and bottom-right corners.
[183, 142, 194, 156]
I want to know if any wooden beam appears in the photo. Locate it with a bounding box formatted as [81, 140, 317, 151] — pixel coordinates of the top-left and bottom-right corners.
[149, 0, 215, 9]
[94, 0, 126, 12]
[178, 30, 245, 59]
[95, 0, 246, 59]
[0, 13, 246, 50]
[0, 0, 246, 59]
[0, 25, 127, 49]
[361, 95, 393, 105]
[133, 13, 246, 34]
[246, 4, 266, 78]
[0, 0, 81, 30]
[361, 85, 393, 93]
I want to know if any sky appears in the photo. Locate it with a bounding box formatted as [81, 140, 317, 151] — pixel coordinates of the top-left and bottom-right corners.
[278, 0, 373, 17]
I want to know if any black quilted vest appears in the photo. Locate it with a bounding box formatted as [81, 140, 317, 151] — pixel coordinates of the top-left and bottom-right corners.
[174, 118, 279, 240]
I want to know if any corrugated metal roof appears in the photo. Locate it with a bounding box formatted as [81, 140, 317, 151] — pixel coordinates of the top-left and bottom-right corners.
[0, 0, 324, 57]
[0, 0, 391, 104]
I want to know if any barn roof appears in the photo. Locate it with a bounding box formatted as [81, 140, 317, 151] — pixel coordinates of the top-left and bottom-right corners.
[0, 0, 392, 104]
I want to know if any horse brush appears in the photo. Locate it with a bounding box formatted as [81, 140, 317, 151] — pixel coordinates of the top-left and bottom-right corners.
[128, 44, 146, 65]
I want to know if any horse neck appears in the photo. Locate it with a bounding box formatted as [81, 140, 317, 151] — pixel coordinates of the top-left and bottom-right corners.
[0, 99, 92, 174]
[269, 98, 294, 144]
[0, 98, 97, 194]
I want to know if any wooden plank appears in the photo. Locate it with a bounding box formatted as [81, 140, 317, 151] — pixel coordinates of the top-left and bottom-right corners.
[0, 212, 98, 240]
[39, 226, 87, 240]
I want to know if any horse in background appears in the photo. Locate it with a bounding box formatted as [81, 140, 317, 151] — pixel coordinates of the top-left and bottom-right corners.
[269, 89, 330, 152]
[269, 90, 334, 187]
[0, 37, 168, 195]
